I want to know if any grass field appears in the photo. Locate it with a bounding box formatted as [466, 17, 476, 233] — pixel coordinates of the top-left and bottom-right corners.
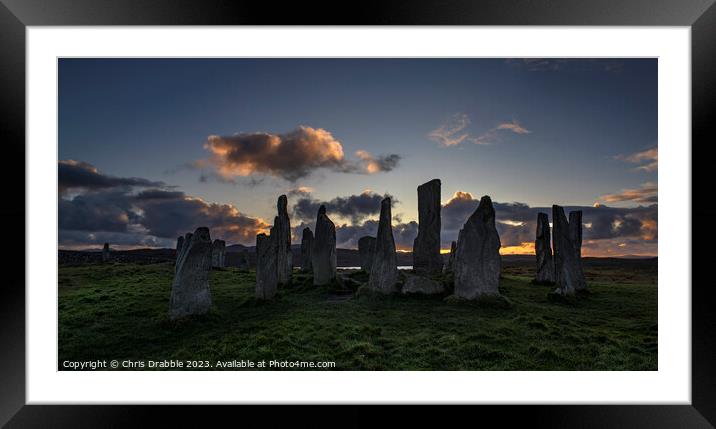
[58, 260, 657, 370]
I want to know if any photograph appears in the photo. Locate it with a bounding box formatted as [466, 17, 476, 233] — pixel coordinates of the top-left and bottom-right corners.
[57, 57, 658, 371]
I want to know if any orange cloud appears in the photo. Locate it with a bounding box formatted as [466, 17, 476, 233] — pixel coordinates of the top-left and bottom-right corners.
[615, 146, 658, 172]
[203, 126, 400, 181]
[597, 182, 658, 205]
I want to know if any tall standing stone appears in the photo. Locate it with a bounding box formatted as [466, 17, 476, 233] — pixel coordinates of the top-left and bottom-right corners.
[300, 227, 314, 273]
[413, 179, 442, 274]
[568, 210, 586, 291]
[552, 205, 586, 295]
[453, 196, 502, 299]
[256, 231, 278, 299]
[169, 227, 212, 319]
[175, 236, 184, 255]
[312, 206, 337, 285]
[102, 242, 110, 262]
[569, 211, 583, 259]
[358, 236, 376, 273]
[275, 195, 292, 285]
[444, 240, 457, 274]
[368, 198, 399, 294]
[211, 239, 226, 268]
[534, 212, 556, 284]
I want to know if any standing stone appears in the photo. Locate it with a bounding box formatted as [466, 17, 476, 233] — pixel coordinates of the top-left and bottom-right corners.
[300, 227, 314, 273]
[211, 239, 226, 268]
[102, 242, 110, 262]
[312, 205, 337, 285]
[368, 198, 399, 294]
[175, 236, 184, 254]
[569, 211, 583, 259]
[453, 196, 502, 299]
[275, 195, 292, 285]
[534, 212, 556, 284]
[552, 205, 587, 295]
[568, 210, 586, 291]
[358, 236, 376, 273]
[169, 227, 212, 319]
[237, 250, 250, 271]
[413, 179, 442, 274]
[444, 240, 457, 274]
[256, 231, 278, 299]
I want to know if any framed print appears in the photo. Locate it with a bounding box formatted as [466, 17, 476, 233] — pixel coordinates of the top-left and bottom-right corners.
[2, 0, 715, 427]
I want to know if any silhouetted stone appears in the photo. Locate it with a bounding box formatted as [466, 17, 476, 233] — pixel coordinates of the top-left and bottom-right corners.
[300, 227, 314, 273]
[444, 240, 457, 274]
[102, 242, 110, 262]
[176, 232, 192, 272]
[534, 212, 555, 284]
[402, 274, 444, 295]
[169, 227, 212, 319]
[358, 236, 376, 273]
[552, 205, 586, 295]
[413, 179, 442, 274]
[312, 205, 337, 285]
[256, 231, 278, 300]
[275, 195, 292, 285]
[568, 210, 586, 291]
[211, 239, 226, 268]
[175, 236, 184, 254]
[569, 211, 583, 258]
[368, 198, 399, 294]
[453, 196, 502, 299]
[237, 250, 250, 271]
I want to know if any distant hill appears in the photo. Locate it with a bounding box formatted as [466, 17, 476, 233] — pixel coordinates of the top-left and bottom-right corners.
[59, 247, 656, 270]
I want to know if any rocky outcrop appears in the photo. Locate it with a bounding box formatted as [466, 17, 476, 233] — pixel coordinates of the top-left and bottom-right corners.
[402, 274, 445, 295]
[412, 179, 442, 274]
[358, 236, 376, 273]
[169, 227, 213, 319]
[312, 205, 337, 285]
[453, 196, 502, 299]
[211, 239, 226, 268]
[552, 205, 587, 295]
[256, 231, 278, 300]
[300, 227, 314, 273]
[534, 212, 555, 284]
[368, 198, 399, 294]
[275, 195, 292, 285]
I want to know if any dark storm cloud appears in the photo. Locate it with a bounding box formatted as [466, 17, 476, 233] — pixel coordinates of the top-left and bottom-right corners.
[59, 160, 165, 195]
[440, 191, 658, 248]
[292, 191, 397, 224]
[202, 126, 401, 182]
[293, 218, 418, 250]
[58, 161, 270, 246]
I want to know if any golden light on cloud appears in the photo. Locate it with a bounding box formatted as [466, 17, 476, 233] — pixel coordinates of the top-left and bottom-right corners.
[499, 242, 535, 255]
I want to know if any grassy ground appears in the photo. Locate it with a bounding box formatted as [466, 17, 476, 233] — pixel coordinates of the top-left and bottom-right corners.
[58, 261, 657, 370]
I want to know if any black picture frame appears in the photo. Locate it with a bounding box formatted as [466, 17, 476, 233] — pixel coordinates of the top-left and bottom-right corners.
[1, 1, 713, 427]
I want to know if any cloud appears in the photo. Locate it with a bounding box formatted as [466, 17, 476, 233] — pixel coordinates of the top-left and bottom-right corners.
[427, 113, 471, 147]
[428, 114, 531, 147]
[201, 126, 400, 182]
[507, 59, 625, 74]
[495, 120, 531, 135]
[292, 190, 397, 225]
[58, 161, 271, 247]
[597, 182, 658, 205]
[59, 160, 165, 195]
[615, 146, 658, 172]
[439, 191, 657, 252]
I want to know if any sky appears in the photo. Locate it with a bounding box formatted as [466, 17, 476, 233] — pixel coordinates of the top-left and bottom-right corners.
[58, 58, 658, 256]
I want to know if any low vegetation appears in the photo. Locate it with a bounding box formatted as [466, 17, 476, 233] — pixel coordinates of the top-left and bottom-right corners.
[59, 260, 657, 370]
